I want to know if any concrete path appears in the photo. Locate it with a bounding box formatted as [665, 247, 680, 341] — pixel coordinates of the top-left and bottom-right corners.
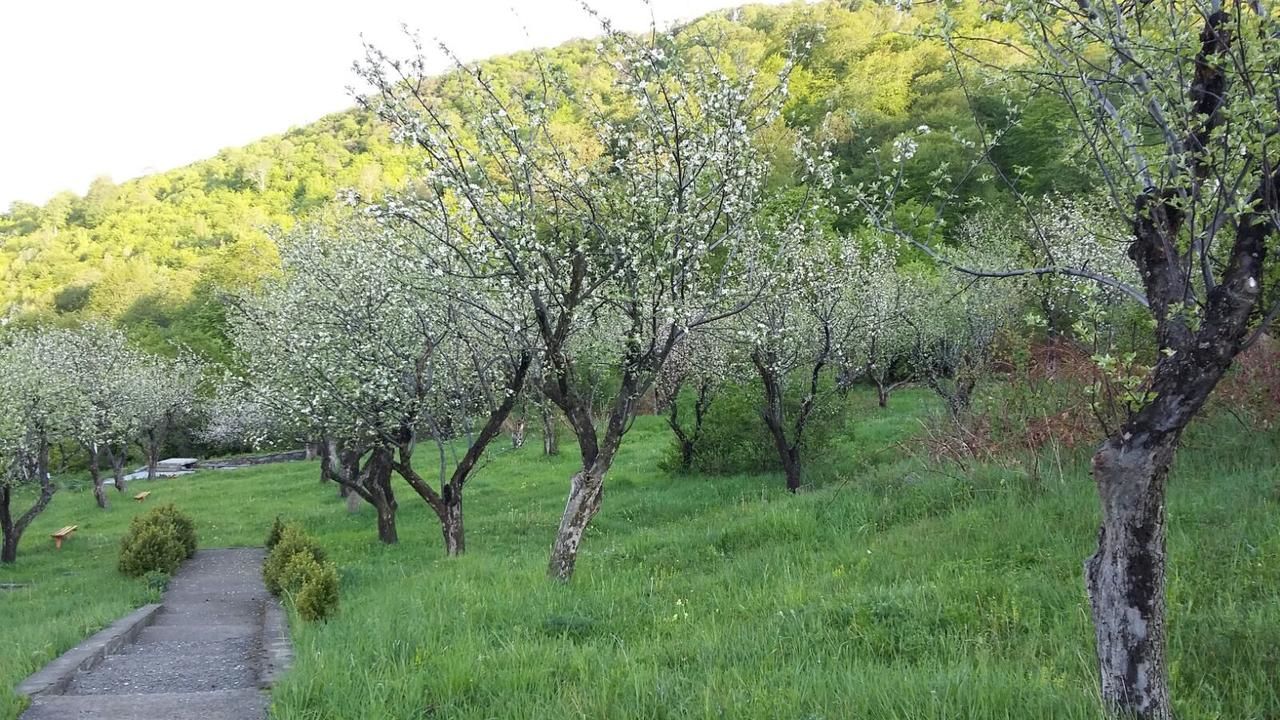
[22, 549, 285, 720]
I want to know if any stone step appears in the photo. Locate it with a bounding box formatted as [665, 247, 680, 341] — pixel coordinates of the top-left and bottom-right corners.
[62, 638, 259, 695]
[138, 624, 258, 644]
[21, 689, 267, 720]
[163, 587, 266, 603]
[151, 600, 262, 627]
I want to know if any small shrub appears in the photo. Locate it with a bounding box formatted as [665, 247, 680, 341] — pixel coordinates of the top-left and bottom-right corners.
[118, 522, 186, 577]
[142, 570, 171, 593]
[662, 380, 847, 478]
[146, 504, 197, 558]
[263, 525, 327, 596]
[279, 551, 321, 597]
[295, 561, 340, 622]
[265, 516, 287, 551]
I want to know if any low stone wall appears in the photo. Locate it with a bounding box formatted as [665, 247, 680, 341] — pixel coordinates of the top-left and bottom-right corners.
[195, 449, 307, 470]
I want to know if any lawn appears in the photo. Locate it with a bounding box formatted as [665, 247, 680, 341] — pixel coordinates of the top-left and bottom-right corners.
[2, 390, 1278, 719]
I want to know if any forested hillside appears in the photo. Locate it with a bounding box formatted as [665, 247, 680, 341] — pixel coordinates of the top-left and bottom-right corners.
[0, 0, 1083, 362]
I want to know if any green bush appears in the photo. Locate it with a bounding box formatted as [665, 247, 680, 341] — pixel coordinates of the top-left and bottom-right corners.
[662, 380, 848, 478]
[147, 504, 198, 558]
[265, 515, 287, 551]
[279, 551, 321, 597]
[118, 522, 186, 577]
[295, 560, 340, 622]
[142, 570, 171, 594]
[263, 524, 327, 596]
[118, 504, 198, 577]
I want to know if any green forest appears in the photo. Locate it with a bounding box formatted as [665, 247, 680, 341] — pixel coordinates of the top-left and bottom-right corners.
[0, 1, 1085, 363]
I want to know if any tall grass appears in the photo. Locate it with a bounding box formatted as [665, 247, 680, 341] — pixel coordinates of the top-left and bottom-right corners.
[2, 389, 1277, 719]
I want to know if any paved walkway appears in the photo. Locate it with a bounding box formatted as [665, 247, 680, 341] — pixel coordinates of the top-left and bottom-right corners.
[23, 549, 280, 720]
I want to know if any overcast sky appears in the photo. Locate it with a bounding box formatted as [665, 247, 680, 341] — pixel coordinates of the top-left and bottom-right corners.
[0, 0, 785, 210]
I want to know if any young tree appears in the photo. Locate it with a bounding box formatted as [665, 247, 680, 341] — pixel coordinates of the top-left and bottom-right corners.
[737, 229, 867, 492]
[357, 19, 790, 578]
[61, 325, 146, 507]
[133, 353, 203, 482]
[907, 272, 1017, 419]
[841, 238, 922, 408]
[228, 223, 529, 553]
[876, 3, 1280, 715]
[0, 330, 81, 563]
[655, 329, 739, 473]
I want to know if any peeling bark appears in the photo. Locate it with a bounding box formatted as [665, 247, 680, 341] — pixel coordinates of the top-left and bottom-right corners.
[1086, 434, 1176, 720]
[547, 469, 604, 580]
[441, 492, 465, 557]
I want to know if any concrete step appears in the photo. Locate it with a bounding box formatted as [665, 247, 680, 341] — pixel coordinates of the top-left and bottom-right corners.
[138, 624, 258, 644]
[62, 638, 259, 695]
[151, 599, 262, 627]
[21, 689, 267, 720]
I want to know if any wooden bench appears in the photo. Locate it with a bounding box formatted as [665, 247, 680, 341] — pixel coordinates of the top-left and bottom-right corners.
[133, 491, 152, 502]
[51, 525, 78, 550]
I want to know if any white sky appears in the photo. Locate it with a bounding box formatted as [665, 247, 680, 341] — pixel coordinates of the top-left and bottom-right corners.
[0, 0, 784, 210]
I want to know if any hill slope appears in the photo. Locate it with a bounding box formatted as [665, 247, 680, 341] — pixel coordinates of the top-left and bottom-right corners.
[2, 392, 1277, 719]
[0, 1, 1084, 360]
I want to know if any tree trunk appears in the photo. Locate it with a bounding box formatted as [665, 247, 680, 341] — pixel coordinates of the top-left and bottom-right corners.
[110, 448, 127, 494]
[145, 429, 159, 482]
[365, 447, 398, 544]
[88, 446, 108, 509]
[876, 381, 890, 408]
[376, 504, 398, 544]
[1084, 433, 1176, 719]
[442, 495, 465, 557]
[510, 418, 527, 450]
[781, 450, 802, 493]
[541, 404, 558, 455]
[679, 439, 695, 471]
[0, 440, 56, 564]
[1, 486, 18, 563]
[547, 468, 604, 580]
[319, 438, 335, 485]
[339, 446, 359, 506]
[755, 355, 803, 493]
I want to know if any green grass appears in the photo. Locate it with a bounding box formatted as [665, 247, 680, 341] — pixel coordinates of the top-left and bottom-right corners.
[2, 389, 1278, 719]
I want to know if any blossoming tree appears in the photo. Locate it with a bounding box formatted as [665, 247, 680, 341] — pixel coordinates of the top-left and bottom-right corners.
[59, 326, 147, 507]
[228, 223, 529, 553]
[357, 19, 792, 579]
[0, 330, 83, 563]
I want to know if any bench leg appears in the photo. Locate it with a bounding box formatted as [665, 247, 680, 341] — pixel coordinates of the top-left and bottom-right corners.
[54, 537, 63, 550]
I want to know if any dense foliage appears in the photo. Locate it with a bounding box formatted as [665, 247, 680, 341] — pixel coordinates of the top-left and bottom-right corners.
[0, 1, 1079, 363]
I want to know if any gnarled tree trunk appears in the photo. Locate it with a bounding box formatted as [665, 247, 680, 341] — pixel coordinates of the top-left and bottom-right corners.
[364, 447, 398, 544]
[109, 445, 127, 494]
[547, 467, 605, 580]
[1085, 432, 1177, 720]
[1, 439, 55, 564]
[441, 489, 464, 557]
